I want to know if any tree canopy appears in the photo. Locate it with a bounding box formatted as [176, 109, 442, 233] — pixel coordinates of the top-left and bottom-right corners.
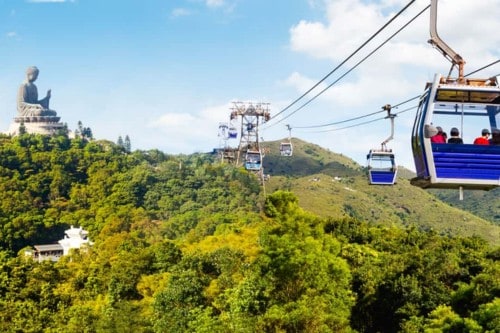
[0, 133, 497, 332]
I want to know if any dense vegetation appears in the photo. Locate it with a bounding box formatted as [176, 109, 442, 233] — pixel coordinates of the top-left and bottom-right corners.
[0, 133, 498, 332]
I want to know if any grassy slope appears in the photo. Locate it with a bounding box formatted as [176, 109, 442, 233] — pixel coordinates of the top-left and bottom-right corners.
[429, 188, 500, 225]
[263, 138, 500, 245]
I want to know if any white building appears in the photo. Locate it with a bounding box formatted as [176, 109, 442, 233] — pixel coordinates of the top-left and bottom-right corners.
[28, 226, 92, 262]
[58, 226, 91, 255]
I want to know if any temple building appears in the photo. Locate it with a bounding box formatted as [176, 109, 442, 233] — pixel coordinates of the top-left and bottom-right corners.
[26, 226, 92, 262]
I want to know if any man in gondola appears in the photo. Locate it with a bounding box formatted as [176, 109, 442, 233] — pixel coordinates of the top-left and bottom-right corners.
[473, 129, 490, 145]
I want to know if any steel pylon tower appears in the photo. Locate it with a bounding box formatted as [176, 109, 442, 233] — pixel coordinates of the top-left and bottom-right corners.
[217, 122, 233, 164]
[229, 101, 270, 167]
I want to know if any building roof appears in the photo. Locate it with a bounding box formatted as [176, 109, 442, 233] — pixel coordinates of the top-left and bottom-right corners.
[34, 244, 63, 252]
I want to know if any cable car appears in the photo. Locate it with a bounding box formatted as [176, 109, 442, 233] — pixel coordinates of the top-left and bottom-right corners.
[228, 127, 238, 139]
[411, 74, 500, 190]
[367, 149, 398, 185]
[280, 142, 293, 156]
[366, 104, 397, 185]
[280, 124, 293, 156]
[245, 150, 262, 171]
[410, 0, 500, 191]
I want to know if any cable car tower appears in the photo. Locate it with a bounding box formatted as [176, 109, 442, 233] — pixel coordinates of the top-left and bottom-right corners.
[280, 124, 293, 156]
[217, 122, 237, 164]
[367, 104, 398, 185]
[230, 101, 271, 174]
[411, 0, 500, 196]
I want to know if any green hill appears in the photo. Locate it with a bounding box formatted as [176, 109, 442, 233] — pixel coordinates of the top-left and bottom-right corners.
[262, 138, 363, 177]
[429, 187, 500, 225]
[263, 138, 500, 245]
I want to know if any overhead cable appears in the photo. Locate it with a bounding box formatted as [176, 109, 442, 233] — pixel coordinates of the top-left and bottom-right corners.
[279, 2, 428, 130]
[292, 58, 499, 133]
[292, 108, 386, 129]
[291, 60, 498, 132]
[269, 0, 417, 123]
[464, 59, 500, 77]
[294, 105, 418, 134]
[267, 3, 428, 128]
[292, 93, 421, 129]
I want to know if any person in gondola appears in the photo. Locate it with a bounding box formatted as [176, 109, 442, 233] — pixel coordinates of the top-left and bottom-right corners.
[431, 126, 447, 143]
[447, 127, 463, 144]
[489, 128, 500, 145]
[473, 128, 490, 145]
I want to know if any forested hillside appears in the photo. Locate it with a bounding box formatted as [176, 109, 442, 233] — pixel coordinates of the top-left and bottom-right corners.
[264, 138, 500, 234]
[0, 133, 498, 332]
[430, 187, 500, 225]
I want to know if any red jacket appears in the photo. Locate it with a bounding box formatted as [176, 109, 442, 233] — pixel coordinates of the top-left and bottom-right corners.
[473, 137, 490, 145]
[431, 133, 446, 143]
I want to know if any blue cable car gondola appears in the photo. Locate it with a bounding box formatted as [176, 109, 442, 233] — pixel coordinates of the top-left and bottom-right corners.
[245, 150, 262, 171]
[367, 149, 397, 185]
[228, 127, 238, 139]
[410, 74, 500, 190]
[366, 104, 398, 185]
[410, 0, 500, 191]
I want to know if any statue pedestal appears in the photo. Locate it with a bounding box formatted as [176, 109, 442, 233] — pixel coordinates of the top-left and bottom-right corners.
[8, 118, 65, 136]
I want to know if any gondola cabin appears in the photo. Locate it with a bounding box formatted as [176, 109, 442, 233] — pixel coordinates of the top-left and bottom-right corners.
[367, 149, 397, 185]
[411, 74, 500, 190]
[280, 142, 293, 156]
[245, 150, 262, 171]
[228, 127, 238, 139]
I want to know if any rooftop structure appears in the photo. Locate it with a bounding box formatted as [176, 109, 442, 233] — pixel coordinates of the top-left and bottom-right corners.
[27, 226, 92, 262]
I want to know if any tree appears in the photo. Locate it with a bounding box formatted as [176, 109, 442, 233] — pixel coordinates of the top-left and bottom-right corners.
[124, 135, 131, 153]
[18, 122, 26, 135]
[76, 121, 93, 141]
[256, 191, 354, 332]
[117, 136, 124, 148]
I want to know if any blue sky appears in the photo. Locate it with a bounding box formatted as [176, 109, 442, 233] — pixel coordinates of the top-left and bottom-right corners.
[1, 0, 499, 171]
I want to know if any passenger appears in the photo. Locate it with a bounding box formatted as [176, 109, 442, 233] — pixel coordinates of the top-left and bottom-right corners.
[489, 128, 500, 145]
[431, 126, 447, 143]
[447, 127, 463, 144]
[473, 128, 490, 145]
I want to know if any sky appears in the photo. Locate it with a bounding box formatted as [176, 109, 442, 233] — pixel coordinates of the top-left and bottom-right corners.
[0, 0, 499, 171]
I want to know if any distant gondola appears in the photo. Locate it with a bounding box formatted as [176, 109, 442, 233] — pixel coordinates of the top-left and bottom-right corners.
[367, 149, 398, 185]
[367, 104, 397, 185]
[228, 127, 238, 139]
[280, 124, 293, 157]
[245, 150, 262, 171]
[280, 142, 293, 156]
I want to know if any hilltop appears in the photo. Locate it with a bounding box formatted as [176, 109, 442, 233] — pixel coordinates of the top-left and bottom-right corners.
[263, 138, 500, 245]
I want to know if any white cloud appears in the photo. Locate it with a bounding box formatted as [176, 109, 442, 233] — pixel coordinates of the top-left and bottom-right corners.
[6, 32, 17, 38]
[147, 102, 232, 153]
[284, 0, 500, 170]
[284, 72, 325, 95]
[206, 0, 224, 8]
[290, 0, 500, 69]
[171, 8, 191, 18]
[286, 0, 500, 109]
